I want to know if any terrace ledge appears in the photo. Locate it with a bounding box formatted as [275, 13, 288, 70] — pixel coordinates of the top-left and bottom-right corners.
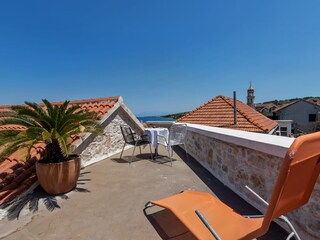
[186, 123, 294, 158]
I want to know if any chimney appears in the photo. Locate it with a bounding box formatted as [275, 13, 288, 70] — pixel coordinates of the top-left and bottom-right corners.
[233, 91, 237, 126]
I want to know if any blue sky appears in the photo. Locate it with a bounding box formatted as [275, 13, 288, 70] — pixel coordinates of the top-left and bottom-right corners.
[0, 1, 319, 116]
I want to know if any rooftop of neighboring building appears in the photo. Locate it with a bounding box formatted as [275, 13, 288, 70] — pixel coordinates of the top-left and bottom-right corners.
[273, 99, 320, 113]
[177, 95, 277, 133]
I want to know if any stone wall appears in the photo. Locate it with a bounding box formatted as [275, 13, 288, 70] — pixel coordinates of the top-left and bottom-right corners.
[185, 127, 320, 240]
[79, 108, 142, 166]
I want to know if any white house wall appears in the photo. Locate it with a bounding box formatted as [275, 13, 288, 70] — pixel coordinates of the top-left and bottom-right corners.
[279, 101, 320, 133]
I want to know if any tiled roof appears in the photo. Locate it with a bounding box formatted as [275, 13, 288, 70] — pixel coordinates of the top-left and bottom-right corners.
[0, 96, 120, 205]
[274, 99, 320, 113]
[46, 97, 119, 117]
[0, 96, 119, 131]
[177, 95, 277, 133]
[255, 103, 277, 110]
[306, 97, 320, 105]
[0, 145, 44, 205]
[273, 100, 300, 113]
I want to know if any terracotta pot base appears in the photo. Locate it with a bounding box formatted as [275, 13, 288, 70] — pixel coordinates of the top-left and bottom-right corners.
[36, 156, 81, 195]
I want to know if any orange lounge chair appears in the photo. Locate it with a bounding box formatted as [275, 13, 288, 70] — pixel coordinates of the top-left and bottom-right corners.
[145, 132, 320, 240]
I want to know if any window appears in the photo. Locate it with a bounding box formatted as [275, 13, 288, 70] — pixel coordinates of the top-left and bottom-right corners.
[280, 127, 287, 136]
[309, 114, 316, 122]
[275, 126, 289, 136]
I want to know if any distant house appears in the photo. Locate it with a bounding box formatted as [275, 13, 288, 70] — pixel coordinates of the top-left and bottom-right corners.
[0, 96, 144, 205]
[177, 95, 277, 134]
[306, 97, 320, 106]
[273, 100, 320, 134]
[255, 103, 277, 117]
[274, 120, 293, 137]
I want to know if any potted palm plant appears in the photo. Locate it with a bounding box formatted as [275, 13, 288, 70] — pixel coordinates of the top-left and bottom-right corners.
[0, 99, 102, 195]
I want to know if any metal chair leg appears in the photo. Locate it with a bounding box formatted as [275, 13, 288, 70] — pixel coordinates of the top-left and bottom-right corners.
[168, 146, 173, 166]
[131, 144, 137, 164]
[279, 215, 302, 240]
[139, 145, 142, 154]
[120, 143, 126, 159]
[149, 144, 153, 159]
[167, 146, 171, 159]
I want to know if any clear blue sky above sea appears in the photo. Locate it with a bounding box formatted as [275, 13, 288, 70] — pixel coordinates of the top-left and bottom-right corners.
[0, 1, 319, 116]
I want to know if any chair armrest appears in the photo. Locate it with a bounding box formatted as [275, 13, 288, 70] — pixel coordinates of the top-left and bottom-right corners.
[140, 134, 150, 142]
[132, 133, 150, 142]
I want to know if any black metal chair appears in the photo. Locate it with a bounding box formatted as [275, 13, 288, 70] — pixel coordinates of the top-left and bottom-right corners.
[120, 125, 153, 164]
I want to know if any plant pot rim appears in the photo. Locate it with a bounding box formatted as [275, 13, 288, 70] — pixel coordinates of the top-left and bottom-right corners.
[37, 155, 80, 165]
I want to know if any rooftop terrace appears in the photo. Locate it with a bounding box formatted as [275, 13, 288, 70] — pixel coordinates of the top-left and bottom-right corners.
[0, 145, 288, 239]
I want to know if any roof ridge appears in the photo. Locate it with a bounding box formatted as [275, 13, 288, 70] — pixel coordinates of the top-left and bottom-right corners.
[0, 96, 121, 109]
[41, 96, 120, 106]
[0, 105, 12, 110]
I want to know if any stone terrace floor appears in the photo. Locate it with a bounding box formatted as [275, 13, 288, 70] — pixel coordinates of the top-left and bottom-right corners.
[0, 146, 288, 240]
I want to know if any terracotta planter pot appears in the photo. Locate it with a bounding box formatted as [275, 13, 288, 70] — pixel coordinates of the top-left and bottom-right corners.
[36, 155, 81, 195]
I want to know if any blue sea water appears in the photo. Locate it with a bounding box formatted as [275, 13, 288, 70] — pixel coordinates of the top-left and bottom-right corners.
[137, 116, 175, 122]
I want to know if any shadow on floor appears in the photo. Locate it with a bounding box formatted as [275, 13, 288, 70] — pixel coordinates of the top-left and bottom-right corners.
[111, 153, 152, 163]
[2, 170, 91, 221]
[111, 153, 176, 166]
[144, 208, 196, 240]
[146, 146, 289, 240]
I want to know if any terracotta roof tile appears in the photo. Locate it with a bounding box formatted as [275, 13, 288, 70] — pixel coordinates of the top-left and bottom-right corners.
[0, 96, 120, 205]
[0, 149, 41, 205]
[177, 95, 277, 133]
[0, 96, 119, 130]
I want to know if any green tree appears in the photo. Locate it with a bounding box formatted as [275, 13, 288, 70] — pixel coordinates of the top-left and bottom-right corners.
[0, 99, 102, 163]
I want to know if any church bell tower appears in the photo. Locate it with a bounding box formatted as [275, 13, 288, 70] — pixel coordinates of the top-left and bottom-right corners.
[247, 81, 255, 108]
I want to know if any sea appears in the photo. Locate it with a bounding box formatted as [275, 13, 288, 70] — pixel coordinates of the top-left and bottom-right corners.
[137, 116, 175, 122]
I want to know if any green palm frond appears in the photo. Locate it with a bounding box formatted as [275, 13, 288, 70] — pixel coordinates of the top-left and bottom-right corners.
[65, 105, 82, 115]
[24, 101, 48, 117]
[0, 141, 31, 160]
[0, 130, 21, 138]
[10, 105, 43, 121]
[25, 139, 42, 160]
[0, 99, 102, 163]
[42, 99, 54, 116]
[56, 132, 69, 154]
[0, 116, 36, 128]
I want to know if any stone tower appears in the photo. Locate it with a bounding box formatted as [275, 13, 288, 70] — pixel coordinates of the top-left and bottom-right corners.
[247, 81, 255, 108]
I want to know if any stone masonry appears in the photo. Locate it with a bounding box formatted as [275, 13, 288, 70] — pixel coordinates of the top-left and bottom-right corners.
[186, 130, 320, 240]
[79, 108, 142, 166]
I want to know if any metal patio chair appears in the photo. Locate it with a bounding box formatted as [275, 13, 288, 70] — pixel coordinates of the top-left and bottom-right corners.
[120, 125, 153, 164]
[146, 131, 320, 239]
[157, 123, 189, 166]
